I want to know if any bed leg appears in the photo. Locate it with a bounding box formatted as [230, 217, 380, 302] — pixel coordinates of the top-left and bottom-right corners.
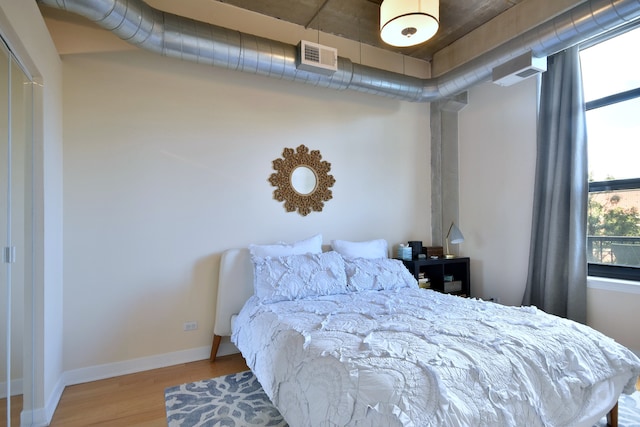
[606, 402, 618, 427]
[210, 334, 222, 362]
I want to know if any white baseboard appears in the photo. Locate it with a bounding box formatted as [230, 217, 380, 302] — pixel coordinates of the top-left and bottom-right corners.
[8, 372, 63, 427]
[20, 406, 50, 427]
[64, 346, 209, 386]
[21, 341, 240, 426]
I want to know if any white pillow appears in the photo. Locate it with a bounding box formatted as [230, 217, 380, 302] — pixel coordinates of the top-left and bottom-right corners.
[249, 234, 322, 258]
[344, 258, 418, 292]
[331, 238, 388, 259]
[252, 251, 348, 303]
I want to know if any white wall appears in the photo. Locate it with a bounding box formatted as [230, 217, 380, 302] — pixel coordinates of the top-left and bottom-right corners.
[459, 79, 538, 305]
[62, 49, 431, 372]
[588, 280, 640, 354]
[459, 78, 640, 354]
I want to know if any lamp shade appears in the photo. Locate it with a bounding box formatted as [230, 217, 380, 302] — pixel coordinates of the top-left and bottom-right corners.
[447, 223, 465, 244]
[380, 0, 439, 47]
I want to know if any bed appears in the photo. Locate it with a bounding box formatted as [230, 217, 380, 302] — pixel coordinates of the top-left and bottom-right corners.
[211, 239, 640, 427]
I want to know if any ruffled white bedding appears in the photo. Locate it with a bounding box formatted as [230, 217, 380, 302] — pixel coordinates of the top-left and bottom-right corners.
[232, 288, 640, 427]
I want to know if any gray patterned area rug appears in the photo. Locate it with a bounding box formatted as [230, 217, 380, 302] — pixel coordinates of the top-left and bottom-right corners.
[165, 370, 640, 427]
[165, 370, 286, 427]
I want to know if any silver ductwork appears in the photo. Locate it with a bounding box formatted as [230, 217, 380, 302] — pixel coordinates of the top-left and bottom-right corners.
[38, 0, 640, 102]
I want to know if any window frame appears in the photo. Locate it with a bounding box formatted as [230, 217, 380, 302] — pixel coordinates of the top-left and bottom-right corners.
[587, 177, 640, 282]
[582, 27, 640, 282]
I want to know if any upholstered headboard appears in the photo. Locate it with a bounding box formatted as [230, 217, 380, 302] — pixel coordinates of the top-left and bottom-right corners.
[210, 239, 390, 359]
[213, 248, 255, 337]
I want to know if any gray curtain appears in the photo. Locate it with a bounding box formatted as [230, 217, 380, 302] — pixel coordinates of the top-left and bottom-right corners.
[522, 46, 588, 323]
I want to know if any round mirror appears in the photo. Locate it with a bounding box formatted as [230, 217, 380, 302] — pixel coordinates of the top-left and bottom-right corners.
[291, 166, 317, 195]
[269, 144, 335, 216]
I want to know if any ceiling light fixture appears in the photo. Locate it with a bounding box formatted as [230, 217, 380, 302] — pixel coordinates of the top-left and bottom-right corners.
[380, 0, 439, 47]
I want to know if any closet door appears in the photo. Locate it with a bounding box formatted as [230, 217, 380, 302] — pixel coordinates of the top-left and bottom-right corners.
[0, 38, 11, 426]
[1, 37, 33, 427]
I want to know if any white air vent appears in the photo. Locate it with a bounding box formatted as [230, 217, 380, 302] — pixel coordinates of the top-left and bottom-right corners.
[296, 41, 338, 75]
[492, 51, 547, 87]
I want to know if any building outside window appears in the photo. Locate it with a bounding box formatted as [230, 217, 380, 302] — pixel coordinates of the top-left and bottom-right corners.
[579, 24, 640, 281]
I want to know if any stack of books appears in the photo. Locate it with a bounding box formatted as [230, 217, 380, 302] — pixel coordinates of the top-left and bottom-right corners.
[418, 272, 430, 289]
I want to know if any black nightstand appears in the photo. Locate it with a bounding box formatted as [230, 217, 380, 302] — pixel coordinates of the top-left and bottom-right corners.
[400, 257, 470, 297]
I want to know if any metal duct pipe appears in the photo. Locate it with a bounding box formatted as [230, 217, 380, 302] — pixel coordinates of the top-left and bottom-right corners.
[437, 0, 640, 98]
[38, 0, 640, 102]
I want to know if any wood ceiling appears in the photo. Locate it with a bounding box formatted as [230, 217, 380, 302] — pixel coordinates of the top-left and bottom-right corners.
[215, 0, 525, 61]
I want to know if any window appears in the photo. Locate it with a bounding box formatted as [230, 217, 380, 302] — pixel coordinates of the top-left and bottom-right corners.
[580, 25, 640, 281]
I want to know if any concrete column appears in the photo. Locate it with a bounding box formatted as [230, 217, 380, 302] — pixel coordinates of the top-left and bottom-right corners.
[430, 92, 468, 251]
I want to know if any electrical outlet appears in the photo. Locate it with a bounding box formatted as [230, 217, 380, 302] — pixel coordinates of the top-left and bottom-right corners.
[183, 321, 198, 331]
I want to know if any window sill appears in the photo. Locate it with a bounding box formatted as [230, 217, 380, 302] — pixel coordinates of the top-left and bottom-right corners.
[587, 276, 640, 294]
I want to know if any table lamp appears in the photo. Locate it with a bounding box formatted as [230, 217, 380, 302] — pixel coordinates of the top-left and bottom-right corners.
[445, 222, 464, 259]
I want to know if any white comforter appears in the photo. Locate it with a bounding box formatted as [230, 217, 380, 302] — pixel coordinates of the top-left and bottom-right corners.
[232, 288, 640, 427]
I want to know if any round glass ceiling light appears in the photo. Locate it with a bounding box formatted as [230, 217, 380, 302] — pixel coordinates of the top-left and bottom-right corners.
[380, 0, 439, 47]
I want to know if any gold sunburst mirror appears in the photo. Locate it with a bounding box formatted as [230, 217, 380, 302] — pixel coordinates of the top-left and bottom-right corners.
[269, 145, 335, 216]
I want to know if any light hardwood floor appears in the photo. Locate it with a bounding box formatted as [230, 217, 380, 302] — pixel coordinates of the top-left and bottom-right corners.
[0, 394, 22, 427]
[48, 353, 247, 426]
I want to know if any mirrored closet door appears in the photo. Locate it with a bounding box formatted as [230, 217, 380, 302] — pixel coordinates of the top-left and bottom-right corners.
[0, 35, 34, 427]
